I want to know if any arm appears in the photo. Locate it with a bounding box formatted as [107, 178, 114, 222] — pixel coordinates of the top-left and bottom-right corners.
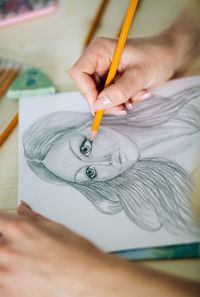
[0, 202, 199, 297]
[69, 2, 200, 114]
[162, 5, 200, 72]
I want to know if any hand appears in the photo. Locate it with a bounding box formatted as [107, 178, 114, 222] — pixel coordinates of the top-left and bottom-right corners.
[68, 36, 178, 115]
[0, 202, 199, 297]
[0, 202, 120, 297]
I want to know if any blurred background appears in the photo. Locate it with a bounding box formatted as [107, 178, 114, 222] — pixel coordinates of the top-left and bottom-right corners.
[0, 0, 186, 92]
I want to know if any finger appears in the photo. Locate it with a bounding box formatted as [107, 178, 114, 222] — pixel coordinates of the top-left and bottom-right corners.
[0, 280, 8, 296]
[68, 53, 99, 114]
[93, 66, 145, 111]
[0, 214, 29, 240]
[92, 72, 101, 88]
[69, 71, 97, 115]
[104, 105, 127, 115]
[18, 201, 50, 223]
[0, 232, 7, 245]
[68, 39, 113, 114]
[0, 214, 16, 239]
[0, 244, 15, 265]
[125, 99, 134, 110]
[131, 89, 151, 103]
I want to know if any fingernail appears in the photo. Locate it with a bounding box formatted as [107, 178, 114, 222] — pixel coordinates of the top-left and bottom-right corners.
[126, 102, 133, 110]
[140, 92, 151, 100]
[88, 100, 95, 116]
[108, 109, 127, 116]
[20, 200, 31, 210]
[93, 96, 113, 111]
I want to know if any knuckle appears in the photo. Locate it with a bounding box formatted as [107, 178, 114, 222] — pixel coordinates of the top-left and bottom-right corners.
[68, 66, 76, 79]
[7, 219, 31, 235]
[115, 85, 129, 104]
[129, 66, 140, 78]
[0, 246, 16, 259]
[91, 37, 112, 54]
[92, 37, 115, 47]
[92, 37, 106, 46]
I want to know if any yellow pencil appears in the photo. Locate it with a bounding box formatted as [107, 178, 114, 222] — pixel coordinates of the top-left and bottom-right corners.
[84, 0, 109, 49]
[0, 68, 20, 98]
[90, 0, 139, 141]
[0, 112, 18, 147]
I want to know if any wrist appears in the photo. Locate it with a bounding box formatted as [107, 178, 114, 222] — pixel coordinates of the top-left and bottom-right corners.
[160, 10, 200, 73]
[96, 256, 200, 297]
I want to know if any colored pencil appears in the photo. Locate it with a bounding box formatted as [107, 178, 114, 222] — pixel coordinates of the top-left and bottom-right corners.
[0, 112, 18, 147]
[117, 0, 141, 38]
[0, 60, 21, 146]
[84, 0, 109, 48]
[90, 0, 139, 140]
[0, 67, 20, 98]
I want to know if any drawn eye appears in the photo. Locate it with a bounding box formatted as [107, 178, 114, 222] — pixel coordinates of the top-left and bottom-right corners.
[86, 165, 97, 180]
[80, 138, 92, 157]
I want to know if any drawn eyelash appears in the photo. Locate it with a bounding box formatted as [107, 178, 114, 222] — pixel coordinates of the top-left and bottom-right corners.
[86, 165, 97, 180]
[22, 85, 200, 236]
[80, 138, 92, 157]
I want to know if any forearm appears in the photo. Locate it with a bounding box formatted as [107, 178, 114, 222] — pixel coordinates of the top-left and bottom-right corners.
[161, 6, 200, 72]
[98, 257, 200, 297]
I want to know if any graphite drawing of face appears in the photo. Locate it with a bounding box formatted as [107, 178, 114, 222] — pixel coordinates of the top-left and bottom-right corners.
[22, 85, 200, 236]
[43, 126, 140, 182]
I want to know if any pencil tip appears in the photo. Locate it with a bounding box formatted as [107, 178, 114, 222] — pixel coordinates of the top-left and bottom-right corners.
[90, 131, 98, 141]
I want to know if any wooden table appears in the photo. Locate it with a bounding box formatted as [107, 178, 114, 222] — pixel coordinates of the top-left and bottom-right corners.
[0, 0, 199, 283]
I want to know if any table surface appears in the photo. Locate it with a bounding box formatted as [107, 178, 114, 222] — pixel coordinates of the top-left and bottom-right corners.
[0, 0, 200, 282]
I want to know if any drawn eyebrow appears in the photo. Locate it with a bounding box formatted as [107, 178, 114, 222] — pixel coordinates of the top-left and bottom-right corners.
[69, 137, 112, 163]
[22, 84, 200, 237]
[68, 139, 87, 162]
[80, 137, 92, 156]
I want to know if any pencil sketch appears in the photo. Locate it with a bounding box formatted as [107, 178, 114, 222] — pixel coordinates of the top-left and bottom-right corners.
[22, 85, 200, 236]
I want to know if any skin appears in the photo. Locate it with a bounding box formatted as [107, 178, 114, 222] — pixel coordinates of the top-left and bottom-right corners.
[69, 8, 200, 115]
[0, 202, 199, 297]
[1, 4, 200, 297]
[43, 127, 139, 182]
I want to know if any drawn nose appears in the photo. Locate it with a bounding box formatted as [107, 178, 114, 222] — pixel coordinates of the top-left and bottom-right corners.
[90, 159, 111, 166]
[111, 151, 127, 165]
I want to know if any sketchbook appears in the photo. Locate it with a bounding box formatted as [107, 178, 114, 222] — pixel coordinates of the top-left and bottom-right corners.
[18, 76, 200, 256]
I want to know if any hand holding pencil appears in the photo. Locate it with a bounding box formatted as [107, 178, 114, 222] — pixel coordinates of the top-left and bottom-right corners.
[71, 0, 139, 140]
[69, 0, 200, 137]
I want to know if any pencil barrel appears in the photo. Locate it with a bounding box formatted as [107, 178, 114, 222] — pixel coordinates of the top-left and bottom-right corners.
[91, 0, 139, 134]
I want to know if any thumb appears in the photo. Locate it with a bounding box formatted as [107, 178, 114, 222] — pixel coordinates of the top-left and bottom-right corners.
[93, 67, 144, 111]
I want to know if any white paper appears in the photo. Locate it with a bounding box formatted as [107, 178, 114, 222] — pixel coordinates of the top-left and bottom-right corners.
[18, 76, 200, 252]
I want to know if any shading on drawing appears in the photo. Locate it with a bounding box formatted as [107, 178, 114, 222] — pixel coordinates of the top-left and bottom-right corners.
[23, 85, 200, 235]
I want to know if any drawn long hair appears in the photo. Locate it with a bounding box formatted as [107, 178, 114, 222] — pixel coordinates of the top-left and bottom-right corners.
[23, 86, 200, 235]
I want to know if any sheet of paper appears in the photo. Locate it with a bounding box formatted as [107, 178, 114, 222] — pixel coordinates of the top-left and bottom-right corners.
[18, 76, 200, 252]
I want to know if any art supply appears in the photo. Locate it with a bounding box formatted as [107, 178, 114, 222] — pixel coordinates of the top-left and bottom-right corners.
[0, 59, 22, 147]
[0, 60, 21, 98]
[7, 68, 56, 99]
[84, 0, 109, 48]
[18, 76, 200, 258]
[114, 242, 200, 260]
[90, 0, 139, 141]
[0, 112, 18, 146]
[0, 0, 58, 28]
[0, 58, 56, 147]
